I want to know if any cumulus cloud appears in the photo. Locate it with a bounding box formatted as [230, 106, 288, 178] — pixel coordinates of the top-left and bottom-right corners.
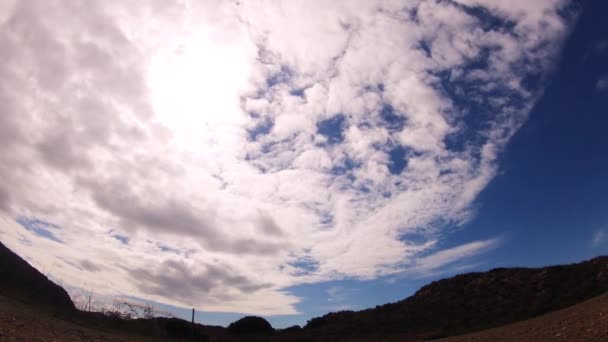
[0, 0, 574, 314]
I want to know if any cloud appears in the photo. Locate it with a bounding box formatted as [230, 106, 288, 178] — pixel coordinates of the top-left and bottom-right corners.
[597, 75, 608, 91]
[406, 237, 502, 277]
[0, 186, 11, 213]
[592, 228, 606, 247]
[128, 259, 271, 305]
[79, 259, 103, 273]
[0, 0, 574, 314]
[595, 39, 608, 53]
[326, 286, 344, 302]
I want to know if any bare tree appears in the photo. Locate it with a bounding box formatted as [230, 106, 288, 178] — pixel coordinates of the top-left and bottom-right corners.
[103, 300, 156, 320]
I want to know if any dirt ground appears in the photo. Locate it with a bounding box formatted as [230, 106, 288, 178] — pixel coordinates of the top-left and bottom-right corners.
[2, 292, 608, 341]
[440, 292, 608, 342]
[0, 295, 162, 342]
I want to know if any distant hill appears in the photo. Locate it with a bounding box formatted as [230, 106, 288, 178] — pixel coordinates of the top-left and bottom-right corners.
[228, 316, 274, 334]
[0, 241, 75, 312]
[2, 239, 608, 341]
[300, 256, 608, 340]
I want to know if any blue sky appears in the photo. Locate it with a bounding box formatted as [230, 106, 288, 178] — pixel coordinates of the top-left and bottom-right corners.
[452, 0, 608, 268]
[274, 0, 608, 327]
[262, 1, 608, 327]
[0, 0, 606, 330]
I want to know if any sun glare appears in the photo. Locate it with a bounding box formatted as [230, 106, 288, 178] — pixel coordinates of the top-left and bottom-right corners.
[147, 30, 253, 151]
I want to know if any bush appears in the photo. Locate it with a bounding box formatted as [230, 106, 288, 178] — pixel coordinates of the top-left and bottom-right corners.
[102, 300, 155, 320]
[228, 316, 274, 334]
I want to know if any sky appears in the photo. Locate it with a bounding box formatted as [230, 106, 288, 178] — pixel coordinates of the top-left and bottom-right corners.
[0, 0, 606, 328]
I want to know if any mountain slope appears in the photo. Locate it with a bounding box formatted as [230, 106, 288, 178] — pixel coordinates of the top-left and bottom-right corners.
[0, 241, 75, 312]
[2, 239, 608, 341]
[303, 256, 608, 339]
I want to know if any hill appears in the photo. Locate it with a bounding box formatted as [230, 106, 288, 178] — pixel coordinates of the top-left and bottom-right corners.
[298, 256, 608, 340]
[0, 241, 218, 340]
[2, 239, 608, 341]
[0, 241, 75, 312]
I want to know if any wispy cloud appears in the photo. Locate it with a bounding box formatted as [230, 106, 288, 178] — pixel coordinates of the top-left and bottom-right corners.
[327, 285, 348, 303]
[596, 75, 608, 91]
[0, 0, 574, 314]
[402, 237, 502, 278]
[591, 228, 606, 247]
[594, 39, 608, 53]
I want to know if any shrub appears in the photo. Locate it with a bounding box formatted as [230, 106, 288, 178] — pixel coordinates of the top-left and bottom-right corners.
[102, 300, 155, 320]
[228, 316, 274, 334]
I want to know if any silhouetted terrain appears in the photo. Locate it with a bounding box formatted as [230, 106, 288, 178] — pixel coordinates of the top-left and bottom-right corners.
[0, 241, 219, 340]
[228, 316, 274, 334]
[2, 240, 608, 341]
[0, 241, 75, 312]
[298, 256, 608, 340]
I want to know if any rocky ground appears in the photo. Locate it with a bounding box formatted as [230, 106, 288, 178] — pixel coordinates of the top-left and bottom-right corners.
[441, 291, 608, 342]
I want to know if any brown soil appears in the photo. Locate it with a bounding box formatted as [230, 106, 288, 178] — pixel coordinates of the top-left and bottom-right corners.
[0, 295, 162, 342]
[440, 291, 608, 342]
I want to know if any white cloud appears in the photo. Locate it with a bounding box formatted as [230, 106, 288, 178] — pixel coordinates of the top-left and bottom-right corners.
[407, 237, 501, 276]
[0, 0, 573, 314]
[327, 285, 347, 303]
[597, 75, 608, 91]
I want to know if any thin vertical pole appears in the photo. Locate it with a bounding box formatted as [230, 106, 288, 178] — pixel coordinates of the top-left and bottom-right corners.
[191, 308, 195, 337]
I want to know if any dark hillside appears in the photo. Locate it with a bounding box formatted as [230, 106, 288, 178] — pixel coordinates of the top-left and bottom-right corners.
[302, 256, 608, 339]
[0, 241, 75, 312]
[2, 238, 608, 341]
